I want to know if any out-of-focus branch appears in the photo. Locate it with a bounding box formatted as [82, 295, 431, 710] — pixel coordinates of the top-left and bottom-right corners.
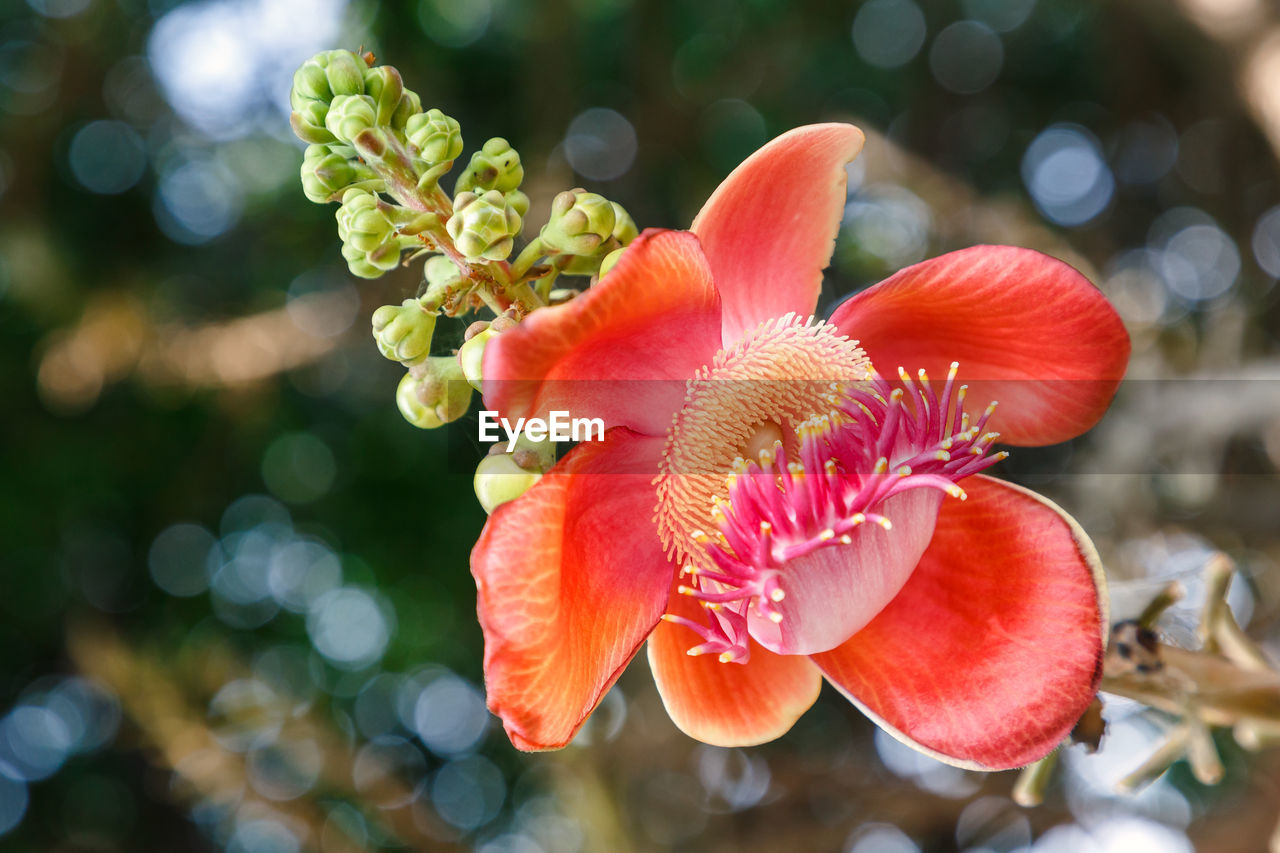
[36, 289, 355, 414]
[67, 622, 459, 852]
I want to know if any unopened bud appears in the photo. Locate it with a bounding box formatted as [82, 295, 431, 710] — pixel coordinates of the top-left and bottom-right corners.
[390, 89, 422, 131]
[301, 145, 381, 203]
[321, 49, 368, 97]
[505, 189, 530, 218]
[610, 202, 638, 244]
[291, 100, 335, 145]
[598, 246, 626, 278]
[362, 65, 405, 126]
[372, 298, 437, 365]
[341, 241, 384, 279]
[540, 189, 616, 256]
[425, 254, 462, 287]
[396, 359, 472, 429]
[457, 326, 496, 391]
[325, 94, 378, 145]
[405, 108, 464, 165]
[456, 137, 524, 194]
[336, 189, 397, 253]
[291, 59, 332, 103]
[474, 453, 542, 513]
[446, 189, 522, 262]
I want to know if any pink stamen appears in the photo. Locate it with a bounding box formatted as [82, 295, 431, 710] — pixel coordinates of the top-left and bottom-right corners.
[671, 362, 1008, 663]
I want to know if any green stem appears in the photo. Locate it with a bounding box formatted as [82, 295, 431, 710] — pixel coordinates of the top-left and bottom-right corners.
[510, 237, 546, 281]
[353, 128, 545, 316]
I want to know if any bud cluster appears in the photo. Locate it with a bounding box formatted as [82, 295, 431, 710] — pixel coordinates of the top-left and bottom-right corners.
[290, 49, 640, 505]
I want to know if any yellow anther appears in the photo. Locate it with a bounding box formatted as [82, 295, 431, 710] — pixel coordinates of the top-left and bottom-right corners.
[824, 459, 838, 476]
[759, 521, 773, 534]
[945, 484, 965, 498]
[935, 450, 951, 461]
[678, 585, 694, 595]
[897, 366, 911, 382]
[877, 517, 893, 530]
[768, 611, 784, 624]
[818, 529, 836, 541]
[690, 530, 709, 544]
[890, 388, 905, 402]
[873, 458, 889, 474]
[851, 513, 866, 525]
[718, 651, 735, 663]
[918, 368, 929, 382]
[660, 613, 677, 622]
[948, 361, 959, 379]
[897, 465, 912, 477]
[838, 535, 852, 545]
[770, 589, 785, 602]
[994, 451, 1010, 461]
[705, 602, 721, 611]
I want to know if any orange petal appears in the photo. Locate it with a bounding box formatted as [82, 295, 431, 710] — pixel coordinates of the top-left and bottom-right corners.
[811, 475, 1106, 770]
[648, 578, 822, 747]
[693, 123, 865, 345]
[482, 229, 722, 437]
[472, 429, 675, 750]
[829, 245, 1130, 446]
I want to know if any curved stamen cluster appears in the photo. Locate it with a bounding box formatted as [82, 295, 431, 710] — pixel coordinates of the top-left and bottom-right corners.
[664, 362, 1008, 663]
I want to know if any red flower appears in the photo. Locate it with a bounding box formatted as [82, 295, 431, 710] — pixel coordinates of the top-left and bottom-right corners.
[471, 124, 1129, 769]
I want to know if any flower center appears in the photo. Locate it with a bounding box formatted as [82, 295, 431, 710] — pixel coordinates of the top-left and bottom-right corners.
[660, 354, 1008, 663]
[654, 313, 874, 570]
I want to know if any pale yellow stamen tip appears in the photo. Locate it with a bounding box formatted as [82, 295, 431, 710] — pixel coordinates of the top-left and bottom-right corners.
[877, 517, 893, 530]
[935, 450, 951, 462]
[678, 585, 694, 596]
[873, 458, 889, 474]
[818, 529, 836, 542]
[897, 465, 912, 477]
[838, 534, 852, 545]
[768, 611, 784, 624]
[770, 589, 785, 602]
[851, 513, 866, 525]
[718, 651, 735, 663]
[759, 521, 772, 535]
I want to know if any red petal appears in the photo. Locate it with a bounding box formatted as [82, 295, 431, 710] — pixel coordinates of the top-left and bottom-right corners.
[693, 123, 865, 345]
[811, 475, 1106, 770]
[829, 246, 1130, 446]
[472, 429, 675, 750]
[648, 578, 822, 747]
[483, 229, 722, 437]
[748, 488, 942, 655]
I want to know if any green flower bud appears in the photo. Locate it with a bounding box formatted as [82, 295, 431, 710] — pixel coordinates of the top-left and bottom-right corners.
[457, 326, 495, 391]
[446, 189, 522, 262]
[336, 189, 397, 253]
[372, 298, 437, 365]
[362, 65, 405, 126]
[321, 49, 368, 97]
[341, 241, 383, 279]
[301, 145, 382, 203]
[291, 100, 335, 145]
[390, 89, 422, 131]
[396, 359, 472, 429]
[474, 452, 541, 513]
[540, 189, 616, 256]
[406, 108, 464, 166]
[325, 94, 378, 145]
[505, 189, 530, 218]
[598, 246, 626, 278]
[456, 137, 524, 194]
[292, 58, 332, 103]
[610, 202, 638, 244]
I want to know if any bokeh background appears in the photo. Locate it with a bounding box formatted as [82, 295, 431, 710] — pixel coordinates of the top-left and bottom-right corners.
[3, 0, 1280, 850]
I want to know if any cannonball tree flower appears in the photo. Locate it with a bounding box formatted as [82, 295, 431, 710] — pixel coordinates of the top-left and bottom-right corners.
[471, 124, 1130, 769]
